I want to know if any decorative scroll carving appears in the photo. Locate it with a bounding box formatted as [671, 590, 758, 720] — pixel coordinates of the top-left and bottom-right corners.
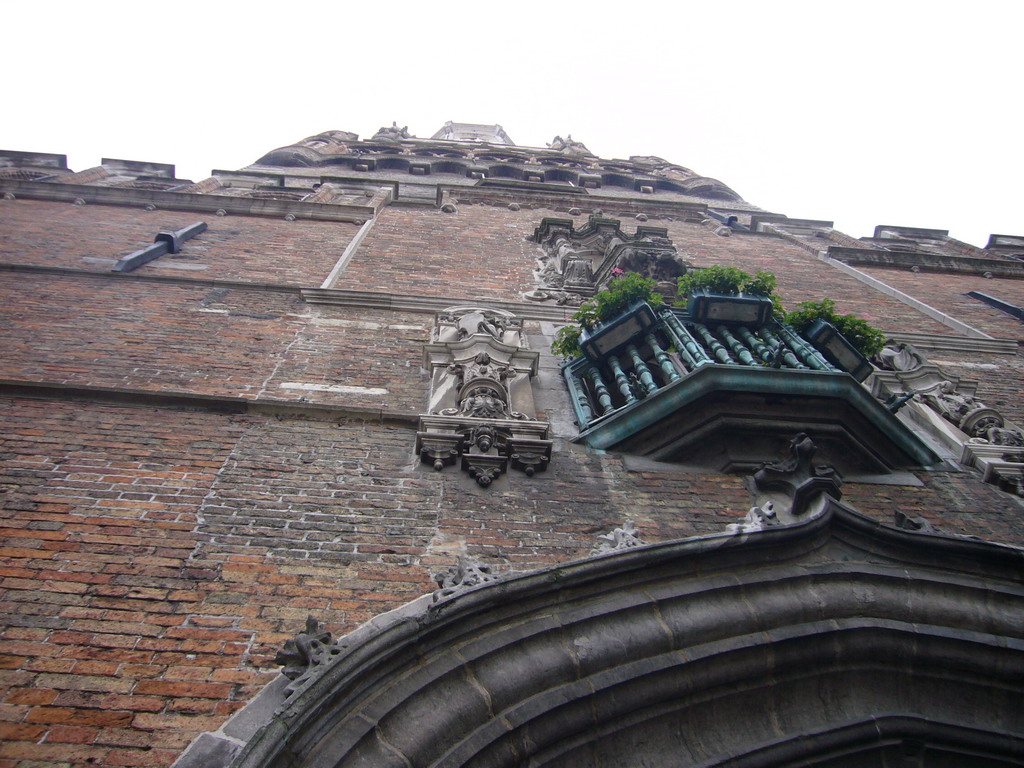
[416, 307, 552, 488]
[590, 521, 644, 555]
[527, 215, 690, 304]
[753, 433, 842, 516]
[274, 615, 336, 697]
[432, 556, 497, 601]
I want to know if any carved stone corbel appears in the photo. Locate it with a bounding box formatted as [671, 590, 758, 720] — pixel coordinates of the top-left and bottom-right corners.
[416, 307, 552, 488]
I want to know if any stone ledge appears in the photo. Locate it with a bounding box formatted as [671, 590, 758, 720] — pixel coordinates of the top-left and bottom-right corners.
[0, 379, 420, 426]
[302, 287, 583, 322]
[828, 246, 1024, 279]
[0, 179, 375, 223]
[0, 262, 303, 294]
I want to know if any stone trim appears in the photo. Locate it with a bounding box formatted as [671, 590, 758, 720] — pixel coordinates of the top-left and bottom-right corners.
[827, 245, 1024, 279]
[434, 183, 710, 221]
[0, 178, 376, 223]
[0, 379, 420, 425]
[0, 262, 304, 294]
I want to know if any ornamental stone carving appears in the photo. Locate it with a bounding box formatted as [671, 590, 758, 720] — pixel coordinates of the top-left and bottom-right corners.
[753, 433, 842, 517]
[870, 341, 1024, 496]
[726, 501, 780, 534]
[416, 307, 552, 488]
[432, 556, 498, 602]
[526, 215, 690, 305]
[546, 135, 593, 157]
[590, 521, 644, 555]
[273, 615, 337, 697]
[371, 122, 411, 142]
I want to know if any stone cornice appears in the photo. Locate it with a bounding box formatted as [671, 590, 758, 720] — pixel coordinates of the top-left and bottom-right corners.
[0, 379, 420, 426]
[301, 287, 582, 322]
[434, 183, 709, 221]
[0, 179, 375, 223]
[828, 245, 1024, 279]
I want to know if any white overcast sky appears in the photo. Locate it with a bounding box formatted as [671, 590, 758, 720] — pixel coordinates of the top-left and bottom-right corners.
[4, 1, 1020, 247]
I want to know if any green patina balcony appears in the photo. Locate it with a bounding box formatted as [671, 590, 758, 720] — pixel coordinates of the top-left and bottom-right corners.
[562, 303, 938, 475]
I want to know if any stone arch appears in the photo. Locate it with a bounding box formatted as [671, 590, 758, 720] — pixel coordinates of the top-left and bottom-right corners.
[196, 500, 1024, 768]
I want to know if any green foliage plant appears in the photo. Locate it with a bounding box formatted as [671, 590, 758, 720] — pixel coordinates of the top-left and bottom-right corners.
[551, 272, 664, 359]
[784, 298, 886, 357]
[676, 266, 782, 317]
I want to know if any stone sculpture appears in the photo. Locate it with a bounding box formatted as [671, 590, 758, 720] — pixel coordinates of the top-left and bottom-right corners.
[590, 521, 644, 555]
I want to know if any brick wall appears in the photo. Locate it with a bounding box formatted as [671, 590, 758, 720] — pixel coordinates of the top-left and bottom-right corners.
[2, 148, 1023, 768]
[0, 200, 360, 286]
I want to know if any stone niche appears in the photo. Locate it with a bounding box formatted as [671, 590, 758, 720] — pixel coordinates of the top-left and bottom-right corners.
[416, 307, 552, 487]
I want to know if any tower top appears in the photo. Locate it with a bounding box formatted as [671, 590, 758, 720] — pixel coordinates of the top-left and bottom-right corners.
[430, 122, 515, 145]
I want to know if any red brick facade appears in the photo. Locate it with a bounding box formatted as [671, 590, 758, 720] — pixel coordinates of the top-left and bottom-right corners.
[1, 126, 1021, 767]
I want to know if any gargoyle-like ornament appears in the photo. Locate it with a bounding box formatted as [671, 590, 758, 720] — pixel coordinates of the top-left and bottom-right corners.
[432, 556, 498, 602]
[274, 615, 337, 697]
[590, 521, 645, 555]
[416, 307, 552, 488]
[526, 214, 690, 305]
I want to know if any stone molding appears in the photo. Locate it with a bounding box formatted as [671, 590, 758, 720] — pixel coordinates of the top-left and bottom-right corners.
[182, 495, 1024, 768]
[0, 178, 376, 223]
[0, 379, 420, 426]
[827, 245, 1024, 279]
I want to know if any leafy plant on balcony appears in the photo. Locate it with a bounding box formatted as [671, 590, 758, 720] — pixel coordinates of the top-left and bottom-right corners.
[676, 265, 783, 317]
[785, 299, 886, 357]
[551, 272, 664, 359]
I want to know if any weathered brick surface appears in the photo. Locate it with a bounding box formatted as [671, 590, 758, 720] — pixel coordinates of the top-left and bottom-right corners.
[854, 265, 1024, 339]
[3, 147, 1024, 768]
[0, 273, 431, 411]
[0, 395, 759, 766]
[0, 200, 358, 286]
[342, 205, 548, 301]
[844, 472, 1024, 544]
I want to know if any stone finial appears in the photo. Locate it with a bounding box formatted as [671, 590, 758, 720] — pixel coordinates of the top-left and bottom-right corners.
[432, 556, 497, 601]
[590, 521, 644, 555]
[753, 433, 842, 516]
[274, 615, 336, 696]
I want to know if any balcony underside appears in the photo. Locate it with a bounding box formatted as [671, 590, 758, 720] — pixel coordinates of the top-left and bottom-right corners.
[578, 366, 939, 474]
